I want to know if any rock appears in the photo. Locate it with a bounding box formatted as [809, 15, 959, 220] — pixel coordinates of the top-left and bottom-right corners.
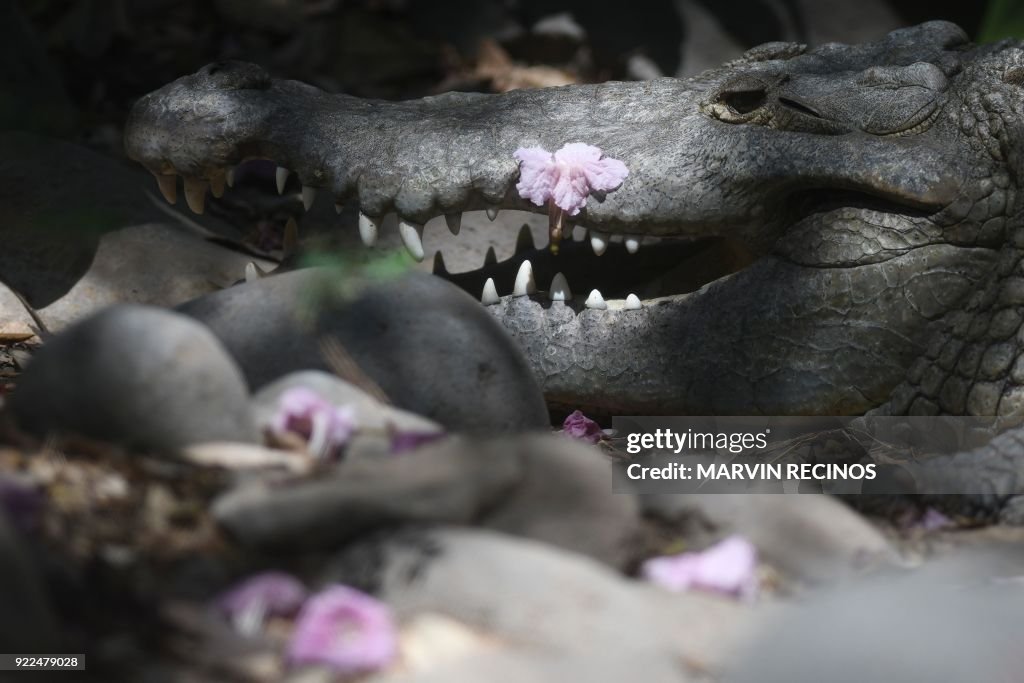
[478, 434, 641, 568]
[0, 511, 61, 652]
[251, 370, 441, 459]
[729, 556, 1024, 683]
[9, 305, 257, 452]
[212, 435, 522, 552]
[0, 132, 261, 331]
[642, 494, 897, 584]
[379, 648, 690, 683]
[178, 269, 548, 433]
[36, 223, 275, 332]
[212, 434, 641, 567]
[324, 527, 760, 678]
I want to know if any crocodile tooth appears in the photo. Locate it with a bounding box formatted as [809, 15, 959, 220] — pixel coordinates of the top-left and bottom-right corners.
[334, 203, 343, 214]
[513, 260, 536, 296]
[301, 185, 316, 210]
[183, 177, 208, 214]
[209, 172, 226, 198]
[486, 207, 500, 221]
[398, 219, 425, 261]
[154, 173, 177, 204]
[590, 231, 609, 256]
[358, 212, 380, 247]
[244, 262, 267, 283]
[515, 224, 535, 253]
[624, 235, 641, 254]
[445, 213, 462, 235]
[549, 272, 571, 301]
[432, 251, 448, 275]
[625, 293, 642, 310]
[225, 166, 236, 188]
[483, 246, 498, 266]
[585, 289, 607, 310]
[481, 278, 500, 305]
[283, 217, 299, 256]
[275, 166, 289, 195]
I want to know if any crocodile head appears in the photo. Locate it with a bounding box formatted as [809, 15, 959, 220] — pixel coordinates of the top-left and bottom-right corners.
[124, 21, 1024, 416]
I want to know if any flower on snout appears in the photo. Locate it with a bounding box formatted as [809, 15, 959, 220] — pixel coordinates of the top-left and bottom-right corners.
[270, 387, 356, 460]
[216, 571, 308, 636]
[640, 535, 759, 600]
[562, 409, 604, 444]
[287, 585, 398, 675]
[514, 143, 629, 216]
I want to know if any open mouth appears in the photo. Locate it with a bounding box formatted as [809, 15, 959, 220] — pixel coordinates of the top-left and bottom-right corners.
[435, 186, 932, 312]
[438, 231, 758, 310]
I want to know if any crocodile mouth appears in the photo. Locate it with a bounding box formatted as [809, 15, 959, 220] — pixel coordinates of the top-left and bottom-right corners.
[438, 230, 757, 310]
[435, 187, 933, 312]
[138, 136, 944, 316]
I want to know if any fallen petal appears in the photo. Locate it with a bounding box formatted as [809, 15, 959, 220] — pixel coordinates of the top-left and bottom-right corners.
[641, 536, 759, 600]
[562, 410, 603, 444]
[288, 585, 397, 674]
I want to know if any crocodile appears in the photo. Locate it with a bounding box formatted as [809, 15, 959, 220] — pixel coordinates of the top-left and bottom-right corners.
[123, 21, 1024, 514]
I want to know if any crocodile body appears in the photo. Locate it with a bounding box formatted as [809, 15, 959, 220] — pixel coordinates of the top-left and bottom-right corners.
[124, 22, 1024, 513]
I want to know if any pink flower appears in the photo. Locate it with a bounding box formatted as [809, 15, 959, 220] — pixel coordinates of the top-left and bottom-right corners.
[919, 507, 954, 531]
[389, 429, 446, 454]
[562, 409, 604, 444]
[514, 143, 629, 216]
[287, 585, 397, 675]
[216, 571, 308, 635]
[270, 387, 356, 460]
[640, 536, 759, 600]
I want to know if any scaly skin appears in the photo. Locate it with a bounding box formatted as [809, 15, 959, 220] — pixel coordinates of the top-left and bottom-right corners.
[124, 22, 1024, 514]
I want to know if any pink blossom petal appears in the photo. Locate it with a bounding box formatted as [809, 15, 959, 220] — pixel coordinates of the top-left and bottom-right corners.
[513, 143, 628, 215]
[919, 507, 954, 531]
[641, 536, 759, 600]
[562, 410, 603, 444]
[216, 571, 308, 635]
[582, 156, 630, 193]
[390, 429, 447, 454]
[550, 163, 592, 216]
[271, 387, 356, 459]
[513, 147, 558, 207]
[288, 585, 397, 675]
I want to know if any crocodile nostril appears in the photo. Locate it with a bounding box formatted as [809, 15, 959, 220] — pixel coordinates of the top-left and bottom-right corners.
[720, 89, 767, 115]
[778, 97, 822, 118]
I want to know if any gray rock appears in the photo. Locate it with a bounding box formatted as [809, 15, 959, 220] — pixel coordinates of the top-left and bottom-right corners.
[728, 555, 1024, 683]
[642, 494, 897, 584]
[251, 370, 441, 459]
[9, 305, 257, 452]
[36, 223, 275, 332]
[324, 527, 760, 677]
[212, 435, 522, 551]
[0, 131, 260, 331]
[178, 268, 548, 433]
[479, 434, 641, 568]
[0, 511, 60, 652]
[213, 434, 641, 566]
[377, 648, 690, 683]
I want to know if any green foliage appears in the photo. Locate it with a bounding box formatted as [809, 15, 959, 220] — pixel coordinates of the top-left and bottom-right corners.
[295, 249, 415, 325]
[979, 0, 1024, 42]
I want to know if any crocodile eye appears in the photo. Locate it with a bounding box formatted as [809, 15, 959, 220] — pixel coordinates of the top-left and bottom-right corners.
[720, 88, 767, 115]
